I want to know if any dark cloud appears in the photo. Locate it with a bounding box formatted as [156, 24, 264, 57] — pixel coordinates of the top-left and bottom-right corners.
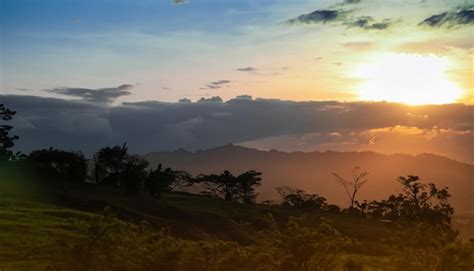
[197, 96, 223, 103]
[237, 67, 257, 72]
[201, 80, 232, 90]
[286, 9, 344, 24]
[47, 84, 133, 103]
[344, 16, 393, 30]
[2, 94, 473, 158]
[179, 98, 192, 103]
[419, 6, 474, 28]
[287, 8, 393, 31]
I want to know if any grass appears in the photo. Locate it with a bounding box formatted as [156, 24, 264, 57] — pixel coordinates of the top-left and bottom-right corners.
[0, 186, 400, 270]
[5, 177, 469, 270]
[0, 198, 95, 271]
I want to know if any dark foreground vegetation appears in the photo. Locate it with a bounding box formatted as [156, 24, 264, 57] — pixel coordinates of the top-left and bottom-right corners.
[1, 103, 473, 270]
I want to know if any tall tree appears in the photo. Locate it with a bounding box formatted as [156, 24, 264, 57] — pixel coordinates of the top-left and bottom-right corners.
[93, 143, 129, 186]
[93, 143, 149, 193]
[121, 155, 149, 194]
[332, 167, 368, 210]
[0, 104, 19, 161]
[236, 170, 262, 203]
[28, 148, 87, 185]
[145, 164, 190, 198]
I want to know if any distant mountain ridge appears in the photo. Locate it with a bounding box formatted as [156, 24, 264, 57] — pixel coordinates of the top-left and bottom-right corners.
[144, 144, 474, 213]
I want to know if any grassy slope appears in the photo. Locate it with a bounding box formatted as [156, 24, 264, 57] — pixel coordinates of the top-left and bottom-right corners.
[0, 185, 399, 271]
[0, 199, 93, 270]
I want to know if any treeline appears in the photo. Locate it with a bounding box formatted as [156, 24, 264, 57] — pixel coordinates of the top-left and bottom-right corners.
[2, 143, 263, 203]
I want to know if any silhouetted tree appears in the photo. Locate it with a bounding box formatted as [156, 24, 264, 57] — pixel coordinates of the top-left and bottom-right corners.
[332, 167, 368, 210]
[121, 155, 149, 194]
[196, 170, 262, 203]
[28, 148, 87, 185]
[93, 143, 129, 186]
[93, 143, 149, 193]
[0, 104, 19, 161]
[362, 175, 454, 228]
[236, 170, 263, 203]
[277, 186, 327, 209]
[145, 164, 191, 198]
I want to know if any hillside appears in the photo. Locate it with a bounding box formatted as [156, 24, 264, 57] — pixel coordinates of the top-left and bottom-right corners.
[144, 145, 474, 213]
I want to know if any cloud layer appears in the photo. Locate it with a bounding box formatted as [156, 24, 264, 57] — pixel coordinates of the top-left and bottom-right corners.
[2, 94, 473, 162]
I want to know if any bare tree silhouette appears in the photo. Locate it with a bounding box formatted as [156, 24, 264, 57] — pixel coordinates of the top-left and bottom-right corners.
[332, 167, 368, 209]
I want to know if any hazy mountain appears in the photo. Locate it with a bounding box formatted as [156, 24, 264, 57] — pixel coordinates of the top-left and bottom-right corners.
[144, 144, 474, 213]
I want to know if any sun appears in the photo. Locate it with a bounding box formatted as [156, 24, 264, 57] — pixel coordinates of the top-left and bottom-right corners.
[354, 53, 463, 105]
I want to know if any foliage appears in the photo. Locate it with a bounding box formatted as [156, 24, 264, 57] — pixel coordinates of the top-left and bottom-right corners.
[47, 209, 347, 271]
[145, 163, 191, 198]
[93, 143, 130, 186]
[196, 170, 262, 203]
[360, 175, 454, 228]
[276, 186, 339, 212]
[93, 143, 149, 193]
[392, 222, 472, 271]
[121, 155, 150, 193]
[263, 215, 347, 271]
[28, 148, 88, 184]
[0, 104, 19, 161]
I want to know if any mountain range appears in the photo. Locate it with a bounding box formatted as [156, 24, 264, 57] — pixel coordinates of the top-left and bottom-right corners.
[144, 144, 473, 214]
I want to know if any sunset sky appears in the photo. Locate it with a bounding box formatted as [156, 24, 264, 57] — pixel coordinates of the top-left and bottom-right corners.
[2, 0, 473, 103]
[1, 0, 473, 162]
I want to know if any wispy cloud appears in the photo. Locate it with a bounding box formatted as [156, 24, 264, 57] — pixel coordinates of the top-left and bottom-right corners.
[47, 84, 133, 103]
[344, 16, 394, 30]
[201, 80, 232, 90]
[236, 67, 257, 72]
[286, 9, 346, 25]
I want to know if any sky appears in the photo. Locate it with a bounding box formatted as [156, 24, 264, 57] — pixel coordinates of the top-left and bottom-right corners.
[1, 0, 473, 103]
[1, 0, 473, 162]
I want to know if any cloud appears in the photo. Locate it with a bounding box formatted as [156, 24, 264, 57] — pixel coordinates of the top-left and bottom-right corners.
[201, 80, 232, 90]
[235, 95, 253, 100]
[287, 8, 393, 31]
[344, 16, 393, 30]
[47, 84, 133, 103]
[172, 0, 188, 5]
[2, 94, 473, 160]
[342, 41, 373, 50]
[197, 96, 223, 103]
[419, 6, 474, 28]
[179, 98, 192, 103]
[343, 0, 361, 4]
[236, 67, 257, 72]
[286, 9, 344, 24]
